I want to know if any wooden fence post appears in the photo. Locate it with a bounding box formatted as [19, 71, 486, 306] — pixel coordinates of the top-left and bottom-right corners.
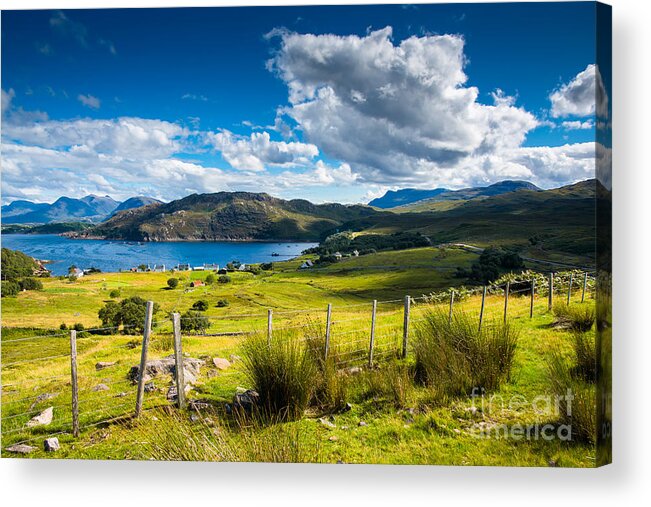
[448, 290, 455, 324]
[402, 295, 410, 359]
[135, 300, 154, 418]
[267, 309, 273, 346]
[503, 282, 510, 323]
[548, 272, 554, 311]
[172, 312, 186, 410]
[567, 273, 574, 305]
[479, 286, 487, 331]
[582, 272, 588, 303]
[324, 303, 332, 361]
[529, 280, 535, 319]
[69, 329, 79, 438]
[369, 300, 377, 367]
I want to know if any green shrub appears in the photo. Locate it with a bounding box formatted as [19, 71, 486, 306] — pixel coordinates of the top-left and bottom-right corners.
[180, 310, 210, 333]
[218, 275, 231, 284]
[98, 296, 160, 334]
[553, 303, 595, 332]
[167, 277, 179, 289]
[571, 331, 596, 383]
[216, 299, 229, 308]
[18, 277, 43, 291]
[303, 327, 349, 411]
[205, 273, 216, 285]
[1, 280, 20, 297]
[60, 322, 68, 330]
[413, 310, 518, 399]
[547, 351, 596, 444]
[241, 332, 317, 421]
[109, 289, 121, 298]
[358, 362, 412, 408]
[191, 299, 209, 312]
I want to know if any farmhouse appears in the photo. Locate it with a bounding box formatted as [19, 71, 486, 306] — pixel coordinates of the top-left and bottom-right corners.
[334, 252, 343, 260]
[70, 268, 84, 279]
[190, 280, 205, 287]
[177, 263, 191, 271]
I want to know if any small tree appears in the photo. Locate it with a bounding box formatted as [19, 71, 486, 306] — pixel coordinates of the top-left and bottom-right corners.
[167, 277, 179, 289]
[97, 296, 160, 334]
[60, 322, 68, 330]
[191, 299, 209, 312]
[180, 310, 209, 334]
[18, 278, 43, 291]
[109, 289, 121, 298]
[216, 299, 229, 308]
[218, 275, 231, 284]
[1, 280, 20, 297]
[205, 273, 216, 285]
[138, 264, 148, 272]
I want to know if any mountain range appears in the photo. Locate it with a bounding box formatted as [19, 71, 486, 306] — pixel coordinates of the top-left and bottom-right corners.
[1, 195, 161, 224]
[369, 180, 541, 209]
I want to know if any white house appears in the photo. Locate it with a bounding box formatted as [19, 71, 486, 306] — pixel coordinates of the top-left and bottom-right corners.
[238, 264, 247, 271]
[71, 268, 84, 279]
[334, 252, 343, 260]
[299, 260, 314, 269]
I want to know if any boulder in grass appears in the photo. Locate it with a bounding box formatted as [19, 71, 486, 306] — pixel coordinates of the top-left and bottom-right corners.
[212, 357, 231, 370]
[43, 437, 60, 452]
[232, 390, 259, 413]
[5, 444, 36, 454]
[29, 393, 58, 410]
[26, 407, 53, 427]
[128, 355, 204, 387]
[92, 384, 110, 392]
[95, 361, 116, 371]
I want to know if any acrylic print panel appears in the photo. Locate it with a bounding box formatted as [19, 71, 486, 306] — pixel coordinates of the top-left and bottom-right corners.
[0, 1, 612, 467]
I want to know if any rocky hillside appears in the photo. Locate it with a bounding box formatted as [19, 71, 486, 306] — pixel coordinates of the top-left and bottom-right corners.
[87, 192, 382, 241]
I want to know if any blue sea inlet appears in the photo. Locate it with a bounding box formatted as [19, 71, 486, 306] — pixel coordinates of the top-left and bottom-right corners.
[1, 234, 317, 276]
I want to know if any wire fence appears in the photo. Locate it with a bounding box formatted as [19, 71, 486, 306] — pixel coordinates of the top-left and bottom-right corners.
[1, 269, 596, 452]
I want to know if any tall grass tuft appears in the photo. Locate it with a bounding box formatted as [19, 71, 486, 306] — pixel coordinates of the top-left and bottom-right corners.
[571, 331, 596, 383]
[240, 331, 317, 421]
[412, 310, 518, 399]
[552, 302, 595, 332]
[547, 352, 596, 444]
[358, 361, 412, 408]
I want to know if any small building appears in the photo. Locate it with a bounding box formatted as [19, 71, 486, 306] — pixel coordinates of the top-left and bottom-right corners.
[190, 280, 205, 288]
[352, 250, 360, 257]
[238, 264, 247, 271]
[152, 264, 166, 272]
[204, 263, 220, 270]
[193, 266, 205, 271]
[334, 252, 343, 260]
[71, 268, 84, 279]
[299, 260, 314, 269]
[217, 268, 228, 275]
[177, 263, 191, 271]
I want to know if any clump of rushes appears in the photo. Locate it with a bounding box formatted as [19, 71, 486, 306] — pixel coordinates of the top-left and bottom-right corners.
[412, 310, 518, 400]
[358, 361, 412, 408]
[303, 322, 349, 412]
[553, 302, 595, 332]
[547, 349, 596, 444]
[241, 331, 317, 421]
[571, 331, 596, 383]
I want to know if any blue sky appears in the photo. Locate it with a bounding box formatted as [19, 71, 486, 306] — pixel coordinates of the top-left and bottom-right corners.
[1, 3, 608, 204]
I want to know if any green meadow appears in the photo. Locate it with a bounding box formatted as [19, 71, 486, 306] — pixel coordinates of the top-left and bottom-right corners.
[1, 246, 597, 466]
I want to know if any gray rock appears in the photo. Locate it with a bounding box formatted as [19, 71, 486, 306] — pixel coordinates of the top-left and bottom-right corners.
[5, 444, 36, 454]
[43, 437, 60, 452]
[115, 392, 128, 398]
[342, 402, 353, 412]
[128, 356, 204, 388]
[95, 361, 116, 370]
[29, 393, 58, 410]
[188, 399, 212, 410]
[358, 421, 367, 427]
[319, 417, 336, 428]
[166, 383, 191, 402]
[26, 407, 53, 427]
[232, 390, 259, 412]
[212, 357, 231, 370]
[91, 383, 110, 392]
[345, 366, 363, 376]
[189, 413, 200, 423]
[144, 382, 156, 393]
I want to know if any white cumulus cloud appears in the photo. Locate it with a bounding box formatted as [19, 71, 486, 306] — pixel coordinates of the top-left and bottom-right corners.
[550, 64, 608, 119]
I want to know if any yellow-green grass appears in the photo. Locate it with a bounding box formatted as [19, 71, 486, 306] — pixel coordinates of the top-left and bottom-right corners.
[2, 281, 596, 465]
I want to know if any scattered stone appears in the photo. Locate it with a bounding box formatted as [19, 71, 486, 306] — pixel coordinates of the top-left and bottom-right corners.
[328, 436, 338, 442]
[29, 393, 58, 410]
[128, 355, 205, 388]
[188, 399, 212, 410]
[342, 402, 353, 412]
[212, 357, 231, 370]
[95, 361, 116, 371]
[229, 354, 241, 363]
[232, 390, 259, 413]
[341, 426, 349, 430]
[92, 384, 110, 392]
[144, 382, 156, 393]
[344, 366, 363, 376]
[115, 392, 128, 398]
[358, 421, 367, 427]
[166, 384, 191, 402]
[206, 370, 219, 379]
[189, 413, 200, 423]
[466, 406, 478, 416]
[5, 444, 36, 454]
[319, 417, 336, 428]
[26, 407, 53, 427]
[151, 416, 159, 421]
[43, 437, 60, 452]
[453, 428, 461, 434]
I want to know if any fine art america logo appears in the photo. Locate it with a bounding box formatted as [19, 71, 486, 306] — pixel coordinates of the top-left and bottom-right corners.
[470, 388, 574, 441]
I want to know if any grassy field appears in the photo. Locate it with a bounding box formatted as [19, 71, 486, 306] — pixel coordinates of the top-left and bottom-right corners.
[1, 246, 598, 466]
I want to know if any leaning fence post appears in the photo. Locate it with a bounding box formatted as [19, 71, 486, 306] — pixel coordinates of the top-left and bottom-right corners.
[567, 273, 574, 305]
[267, 309, 273, 346]
[503, 282, 510, 323]
[135, 300, 154, 418]
[402, 295, 410, 359]
[324, 303, 332, 361]
[529, 280, 535, 319]
[479, 286, 487, 331]
[172, 312, 186, 410]
[448, 290, 455, 324]
[369, 299, 377, 367]
[69, 329, 79, 438]
[548, 272, 554, 311]
[581, 272, 588, 303]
